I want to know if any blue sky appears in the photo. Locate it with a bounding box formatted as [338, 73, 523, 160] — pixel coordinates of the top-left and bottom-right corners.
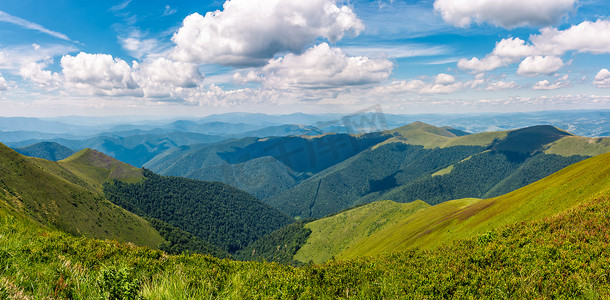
[1, 0, 610, 117]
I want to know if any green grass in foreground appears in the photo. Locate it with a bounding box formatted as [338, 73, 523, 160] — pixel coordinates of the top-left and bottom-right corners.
[1, 193, 609, 299]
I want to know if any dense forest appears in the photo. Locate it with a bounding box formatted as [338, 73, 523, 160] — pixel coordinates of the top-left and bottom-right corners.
[103, 169, 293, 253]
[146, 218, 230, 258]
[234, 220, 313, 266]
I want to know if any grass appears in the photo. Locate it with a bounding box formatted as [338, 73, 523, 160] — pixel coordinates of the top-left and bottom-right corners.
[544, 136, 610, 157]
[431, 164, 454, 176]
[0, 144, 163, 249]
[339, 151, 610, 260]
[1, 191, 609, 298]
[378, 122, 508, 149]
[294, 200, 429, 264]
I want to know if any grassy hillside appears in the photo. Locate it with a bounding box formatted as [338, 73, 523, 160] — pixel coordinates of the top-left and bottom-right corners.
[1, 188, 609, 298]
[294, 200, 429, 264]
[340, 151, 610, 259]
[0, 143, 163, 248]
[13, 141, 75, 161]
[544, 135, 610, 156]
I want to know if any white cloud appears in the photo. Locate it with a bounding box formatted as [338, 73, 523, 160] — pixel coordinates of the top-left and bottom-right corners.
[517, 56, 564, 77]
[119, 30, 167, 59]
[460, 20, 610, 74]
[594, 69, 610, 88]
[0, 10, 72, 41]
[532, 74, 569, 90]
[110, 0, 131, 11]
[0, 74, 7, 91]
[375, 73, 464, 95]
[341, 45, 449, 59]
[531, 20, 610, 55]
[134, 57, 203, 98]
[19, 62, 62, 88]
[260, 43, 393, 89]
[171, 0, 364, 66]
[163, 5, 177, 16]
[485, 80, 518, 91]
[0, 44, 75, 70]
[61, 52, 139, 95]
[533, 80, 562, 90]
[433, 0, 576, 29]
[434, 73, 455, 85]
[457, 55, 515, 73]
[136, 57, 202, 88]
[233, 71, 261, 84]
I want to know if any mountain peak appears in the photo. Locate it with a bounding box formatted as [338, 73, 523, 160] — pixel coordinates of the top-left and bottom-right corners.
[387, 122, 457, 138]
[61, 148, 142, 184]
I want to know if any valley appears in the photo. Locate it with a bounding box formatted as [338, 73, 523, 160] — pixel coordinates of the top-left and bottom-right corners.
[1, 115, 610, 298]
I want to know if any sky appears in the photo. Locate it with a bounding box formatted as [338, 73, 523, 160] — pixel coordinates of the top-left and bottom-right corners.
[1, 0, 610, 117]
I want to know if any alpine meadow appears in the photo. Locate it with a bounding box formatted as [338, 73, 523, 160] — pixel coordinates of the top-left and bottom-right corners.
[2, 0, 610, 299]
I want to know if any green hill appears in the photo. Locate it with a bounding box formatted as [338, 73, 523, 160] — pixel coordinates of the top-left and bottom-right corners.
[294, 200, 429, 264]
[103, 169, 294, 253]
[0, 143, 163, 248]
[144, 132, 391, 199]
[267, 124, 599, 219]
[1, 177, 609, 298]
[12, 141, 75, 161]
[339, 151, 610, 259]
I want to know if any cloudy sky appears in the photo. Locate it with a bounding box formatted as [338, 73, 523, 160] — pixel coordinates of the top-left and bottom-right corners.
[1, 0, 610, 117]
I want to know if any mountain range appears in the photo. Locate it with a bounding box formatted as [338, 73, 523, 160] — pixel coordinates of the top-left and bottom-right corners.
[1, 117, 610, 297]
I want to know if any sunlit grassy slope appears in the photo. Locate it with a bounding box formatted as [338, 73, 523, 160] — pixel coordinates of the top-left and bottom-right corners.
[339, 151, 610, 260]
[378, 122, 508, 149]
[1, 189, 609, 298]
[544, 135, 610, 157]
[0, 143, 162, 248]
[294, 200, 429, 264]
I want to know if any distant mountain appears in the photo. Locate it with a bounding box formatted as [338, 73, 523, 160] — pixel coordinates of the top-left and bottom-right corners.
[144, 132, 391, 199]
[264, 123, 600, 219]
[11, 132, 225, 167]
[13, 142, 75, 161]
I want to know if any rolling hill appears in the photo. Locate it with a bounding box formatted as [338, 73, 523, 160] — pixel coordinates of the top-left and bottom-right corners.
[265, 124, 599, 219]
[339, 150, 610, 260]
[0, 143, 163, 248]
[1, 161, 609, 298]
[144, 132, 391, 199]
[103, 169, 294, 253]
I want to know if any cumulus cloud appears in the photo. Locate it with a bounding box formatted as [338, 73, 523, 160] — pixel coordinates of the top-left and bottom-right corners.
[594, 69, 610, 88]
[516, 56, 564, 77]
[53, 53, 205, 98]
[459, 20, 610, 74]
[233, 71, 261, 84]
[375, 73, 464, 94]
[0, 74, 7, 90]
[61, 52, 138, 95]
[260, 43, 393, 89]
[532, 74, 569, 90]
[19, 62, 62, 88]
[433, 0, 576, 29]
[485, 80, 518, 91]
[171, 0, 364, 66]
